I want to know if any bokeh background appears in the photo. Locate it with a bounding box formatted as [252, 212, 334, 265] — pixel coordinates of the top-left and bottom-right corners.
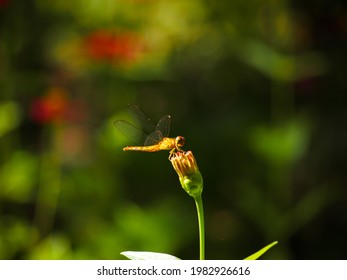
[1, 0, 347, 260]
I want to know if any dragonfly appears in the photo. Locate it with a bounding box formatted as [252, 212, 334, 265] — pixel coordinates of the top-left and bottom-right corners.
[115, 104, 185, 156]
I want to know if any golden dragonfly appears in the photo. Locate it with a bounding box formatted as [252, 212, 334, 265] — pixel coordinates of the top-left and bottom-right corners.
[115, 104, 185, 156]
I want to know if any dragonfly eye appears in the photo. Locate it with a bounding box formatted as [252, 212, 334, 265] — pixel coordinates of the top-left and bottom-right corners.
[175, 136, 185, 147]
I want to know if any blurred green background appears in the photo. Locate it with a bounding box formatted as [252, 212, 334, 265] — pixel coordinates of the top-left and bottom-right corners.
[1, 0, 347, 259]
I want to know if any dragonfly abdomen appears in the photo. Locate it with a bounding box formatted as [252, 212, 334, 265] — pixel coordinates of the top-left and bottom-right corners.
[123, 145, 163, 152]
[123, 145, 160, 152]
[123, 137, 176, 152]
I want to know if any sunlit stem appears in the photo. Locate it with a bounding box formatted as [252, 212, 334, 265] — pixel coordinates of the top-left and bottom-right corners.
[194, 194, 205, 260]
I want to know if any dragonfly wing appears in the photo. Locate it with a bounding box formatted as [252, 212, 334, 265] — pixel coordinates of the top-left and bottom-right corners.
[144, 115, 170, 146]
[127, 104, 157, 135]
[156, 115, 171, 137]
[117, 104, 169, 146]
[144, 130, 163, 146]
[114, 120, 147, 144]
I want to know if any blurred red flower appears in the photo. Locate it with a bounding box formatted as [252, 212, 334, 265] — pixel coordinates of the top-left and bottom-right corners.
[84, 30, 143, 63]
[30, 87, 87, 124]
[0, 0, 9, 7]
[30, 87, 70, 124]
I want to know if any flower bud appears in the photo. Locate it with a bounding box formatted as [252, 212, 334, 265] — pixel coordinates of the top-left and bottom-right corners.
[170, 151, 203, 198]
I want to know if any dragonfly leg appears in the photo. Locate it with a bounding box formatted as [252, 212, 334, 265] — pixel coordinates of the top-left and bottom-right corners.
[168, 149, 175, 160]
[168, 147, 185, 160]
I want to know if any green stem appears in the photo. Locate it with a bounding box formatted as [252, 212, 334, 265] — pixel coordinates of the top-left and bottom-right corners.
[194, 194, 205, 260]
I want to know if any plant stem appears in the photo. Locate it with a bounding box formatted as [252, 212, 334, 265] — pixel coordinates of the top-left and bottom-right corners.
[194, 194, 205, 260]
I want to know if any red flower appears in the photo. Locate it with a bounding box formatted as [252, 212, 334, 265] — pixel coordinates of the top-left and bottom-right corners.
[30, 87, 69, 124]
[84, 30, 143, 63]
[0, 0, 9, 8]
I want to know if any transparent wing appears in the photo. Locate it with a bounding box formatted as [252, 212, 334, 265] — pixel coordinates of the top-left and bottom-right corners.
[143, 115, 171, 146]
[144, 130, 164, 146]
[115, 104, 171, 146]
[114, 120, 147, 144]
[156, 115, 171, 137]
[127, 104, 158, 135]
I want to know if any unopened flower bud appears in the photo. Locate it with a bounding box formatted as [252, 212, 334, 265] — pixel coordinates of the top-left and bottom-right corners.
[170, 151, 203, 198]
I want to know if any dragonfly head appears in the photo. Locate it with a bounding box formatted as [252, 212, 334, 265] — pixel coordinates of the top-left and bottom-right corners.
[175, 136, 185, 149]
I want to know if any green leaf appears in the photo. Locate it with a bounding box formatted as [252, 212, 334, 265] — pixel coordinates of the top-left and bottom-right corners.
[244, 241, 278, 260]
[249, 120, 309, 166]
[0, 101, 22, 138]
[121, 251, 181, 260]
[0, 151, 38, 202]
